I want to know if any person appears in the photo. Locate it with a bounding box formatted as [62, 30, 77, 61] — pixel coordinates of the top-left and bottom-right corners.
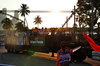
[43, 27, 49, 35]
[51, 28, 55, 35]
[56, 42, 73, 66]
[38, 27, 44, 35]
[56, 42, 81, 66]
[62, 30, 65, 35]
[57, 29, 61, 35]
[33, 27, 38, 36]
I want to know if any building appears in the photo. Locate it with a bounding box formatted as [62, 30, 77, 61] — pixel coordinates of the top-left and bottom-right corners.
[0, 8, 19, 30]
[0, 8, 7, 30]
[11, 10, 19, 30]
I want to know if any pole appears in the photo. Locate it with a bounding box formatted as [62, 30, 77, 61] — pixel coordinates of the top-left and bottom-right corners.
[98, 23, 100, 42]
[91, 0, 94, 38]
[74, 6, 76, 41]
[66, 16, 68, 28]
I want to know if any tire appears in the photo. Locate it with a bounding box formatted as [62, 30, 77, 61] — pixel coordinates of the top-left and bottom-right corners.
[15, 50, 20, 53]
[76, 53, 86, 62]
[87, 49, 92, 58]
[12, 47, 16, 53]
[7, 48, 10, 53]
[72, 48, 86, 62]
[9, 48, 13, 53]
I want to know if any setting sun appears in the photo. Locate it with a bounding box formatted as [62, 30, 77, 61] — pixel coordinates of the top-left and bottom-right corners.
[0, 0, 78, 29]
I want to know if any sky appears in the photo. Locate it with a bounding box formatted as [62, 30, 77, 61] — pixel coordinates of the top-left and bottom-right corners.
[0, 0, 78, 29]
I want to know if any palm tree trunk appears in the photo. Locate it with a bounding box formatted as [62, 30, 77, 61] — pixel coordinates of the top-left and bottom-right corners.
[25, 17, 28, 27]
[37, 24, 39, 28]
[24, 17, 25, 27]
[79, 22, 81, 41]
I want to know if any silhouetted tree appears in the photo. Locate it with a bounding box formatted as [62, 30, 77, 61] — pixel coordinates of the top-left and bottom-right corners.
[19, 4, 30, 27]
[33, 15, 42, 28]
[1, 17, 13, 31]
[76, 0, 100, 32]
[15, 22, 28, 32]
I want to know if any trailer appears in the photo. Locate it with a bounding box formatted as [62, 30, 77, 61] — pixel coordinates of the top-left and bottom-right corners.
[5, 32, 93, 62]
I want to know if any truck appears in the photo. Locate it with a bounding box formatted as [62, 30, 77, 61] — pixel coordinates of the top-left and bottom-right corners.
[5, 31, 91, 62]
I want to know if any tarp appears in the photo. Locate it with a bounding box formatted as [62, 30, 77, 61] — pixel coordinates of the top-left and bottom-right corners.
[83, 32, 100, 52]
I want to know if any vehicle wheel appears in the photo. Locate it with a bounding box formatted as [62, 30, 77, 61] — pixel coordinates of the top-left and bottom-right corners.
[15, 50, 20, 53]
[72, 48, 86, 62]
[76, 53, 86, 62]
[12, 47, 16, 53]
[9, 48, 13, 53]
[7, 48, 10, 53]
[87, 49, 92, 58]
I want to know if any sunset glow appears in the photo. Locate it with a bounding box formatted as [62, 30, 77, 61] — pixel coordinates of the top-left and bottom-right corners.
[0, 0, 78, 29]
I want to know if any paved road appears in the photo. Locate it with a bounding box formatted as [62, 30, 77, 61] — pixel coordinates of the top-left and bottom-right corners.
[0, 46, 99, 66]
[0, 53, 92, 66]
[0, 46, 56, 66]
[0, 53, 56, 66]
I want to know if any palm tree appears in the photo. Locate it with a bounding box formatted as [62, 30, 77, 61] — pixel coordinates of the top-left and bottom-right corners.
[1, 17, 13, 31]
[19, 4, 30, 27]
[33, 15, 42, 28]
[15, 22, 28, 32]
[15, 22, 24, 32]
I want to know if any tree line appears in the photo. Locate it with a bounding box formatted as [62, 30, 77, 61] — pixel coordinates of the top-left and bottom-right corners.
[76, 0, 100, 33]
